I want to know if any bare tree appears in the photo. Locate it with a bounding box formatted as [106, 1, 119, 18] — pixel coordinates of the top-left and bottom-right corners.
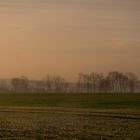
[90, 72, 104, 93]
[43, 75, 67, 93]
[77, 73, 104, 93]
[11, 76, 29, 92]
[7, 71, 140, 93]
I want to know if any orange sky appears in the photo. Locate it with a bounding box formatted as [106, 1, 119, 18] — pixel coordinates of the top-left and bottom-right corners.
[0, 0, 140, 80]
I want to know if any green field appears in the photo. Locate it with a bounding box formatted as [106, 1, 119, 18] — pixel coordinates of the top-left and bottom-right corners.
[0, 93, 140, 109]
[0, 93, 140, 139]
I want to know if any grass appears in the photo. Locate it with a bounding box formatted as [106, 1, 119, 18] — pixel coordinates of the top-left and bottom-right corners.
[0, 93, 140, 109]
[0, 93, 140, 110]
[0, 93, 140, 139]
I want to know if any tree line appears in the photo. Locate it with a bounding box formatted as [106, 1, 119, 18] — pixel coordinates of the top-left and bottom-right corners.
[0, 71, 140, 93]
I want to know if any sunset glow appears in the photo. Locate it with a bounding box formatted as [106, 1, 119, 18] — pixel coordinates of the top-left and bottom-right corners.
[0, 0, 140, 80]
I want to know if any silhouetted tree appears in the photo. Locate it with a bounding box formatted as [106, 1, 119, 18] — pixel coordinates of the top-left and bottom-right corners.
[43, 75, 67, 93]
[11, 76, 29, 92]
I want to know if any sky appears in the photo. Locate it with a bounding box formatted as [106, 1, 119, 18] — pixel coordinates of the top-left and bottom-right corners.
[0, 0, 140, 81]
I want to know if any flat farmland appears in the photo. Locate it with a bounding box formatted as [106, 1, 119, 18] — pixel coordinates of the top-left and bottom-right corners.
[0, 93, 140, 139]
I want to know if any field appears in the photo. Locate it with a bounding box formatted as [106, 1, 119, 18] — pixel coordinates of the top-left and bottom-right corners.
[0, 93, 140, 139]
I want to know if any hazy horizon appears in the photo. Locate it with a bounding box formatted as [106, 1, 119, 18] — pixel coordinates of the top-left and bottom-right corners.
[0, 0, 140, 81]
